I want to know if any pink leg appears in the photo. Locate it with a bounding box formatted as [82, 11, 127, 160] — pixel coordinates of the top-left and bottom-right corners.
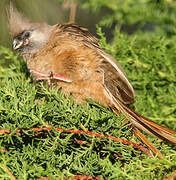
[30, 69, 72, 83]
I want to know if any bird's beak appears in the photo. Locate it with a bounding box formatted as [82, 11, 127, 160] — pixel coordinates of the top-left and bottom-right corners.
[12, 39, 23, 50]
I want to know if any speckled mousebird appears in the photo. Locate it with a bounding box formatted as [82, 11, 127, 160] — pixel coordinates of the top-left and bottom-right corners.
[7, 3, 176, 157]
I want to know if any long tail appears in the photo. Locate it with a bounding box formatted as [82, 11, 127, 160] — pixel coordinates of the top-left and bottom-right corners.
[111, 97, 176, 157]
[122, 104, 176, 144]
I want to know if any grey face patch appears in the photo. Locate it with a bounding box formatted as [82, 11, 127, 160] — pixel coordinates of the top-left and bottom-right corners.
[13, 26, 52, 57]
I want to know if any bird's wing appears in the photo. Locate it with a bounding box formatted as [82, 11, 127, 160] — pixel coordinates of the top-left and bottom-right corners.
[57, 23, 135, 104]
[98, 50, 135, 104]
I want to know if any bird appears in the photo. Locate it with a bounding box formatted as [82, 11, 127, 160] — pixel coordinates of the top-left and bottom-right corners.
[7, 4, 176, 158]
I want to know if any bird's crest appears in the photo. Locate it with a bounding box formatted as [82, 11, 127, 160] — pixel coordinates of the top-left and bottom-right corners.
[7, 3, 32, 38]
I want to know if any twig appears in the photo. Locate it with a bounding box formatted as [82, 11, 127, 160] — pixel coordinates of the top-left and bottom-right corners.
[61, 0, 78, 23]
[163, 172, 176, 180]
[62, 0, 70, 9]
[37, 175, 105, 180]
[0, 127, 152, 157]
[69, 0, 77, 23]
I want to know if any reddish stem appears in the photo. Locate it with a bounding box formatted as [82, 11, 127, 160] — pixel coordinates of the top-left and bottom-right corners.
[0, 127, 152, 157]
[163, 172, 176, 180]
[37, 175, 105, 180]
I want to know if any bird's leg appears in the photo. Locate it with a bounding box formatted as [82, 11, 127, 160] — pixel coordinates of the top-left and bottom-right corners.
[30, 69, 72, 83]
[30, 69, 52, 85]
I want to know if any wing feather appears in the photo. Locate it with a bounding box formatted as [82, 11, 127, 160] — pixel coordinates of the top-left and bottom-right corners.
[58, 23, 135, 104]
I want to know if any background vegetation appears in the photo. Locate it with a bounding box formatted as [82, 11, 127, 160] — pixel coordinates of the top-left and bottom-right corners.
[0, 0, 176, 179]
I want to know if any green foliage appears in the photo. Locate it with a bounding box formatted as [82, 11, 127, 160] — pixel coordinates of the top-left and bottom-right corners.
[79, 0, 176, 37]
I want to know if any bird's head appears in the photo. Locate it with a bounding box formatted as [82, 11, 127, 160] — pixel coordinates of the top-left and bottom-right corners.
[7, 3, 53, 58]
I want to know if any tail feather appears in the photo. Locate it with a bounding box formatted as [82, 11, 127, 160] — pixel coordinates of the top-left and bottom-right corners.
[133, 127, 164, 159]
[112, 97, 176, 145]
[124, 105, 176, 145]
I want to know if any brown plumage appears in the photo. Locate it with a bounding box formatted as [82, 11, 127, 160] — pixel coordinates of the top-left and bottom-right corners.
[7, 4, 176, 158]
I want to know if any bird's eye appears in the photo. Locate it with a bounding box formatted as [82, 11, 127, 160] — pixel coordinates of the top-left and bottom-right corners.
[24, 31, 30, 38]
